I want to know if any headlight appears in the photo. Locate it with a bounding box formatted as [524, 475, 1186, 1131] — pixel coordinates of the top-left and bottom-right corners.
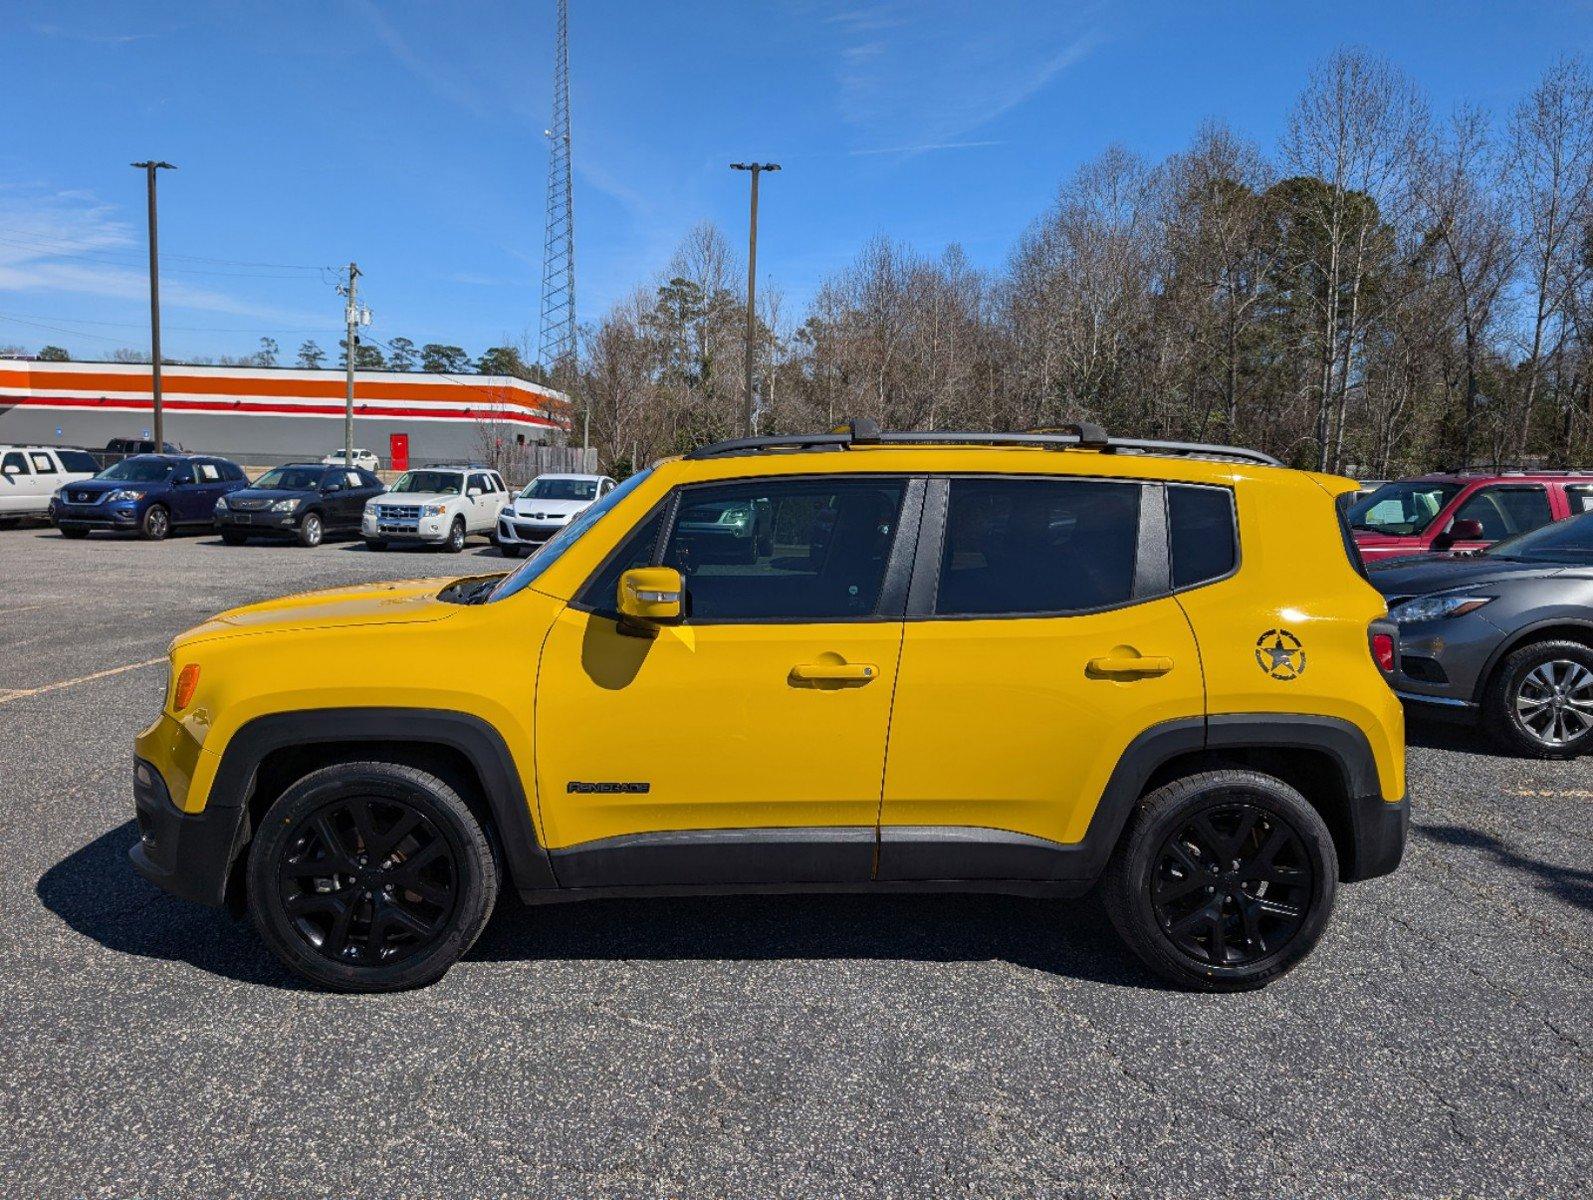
[269, 499, 298, 513]
[422, 503, 445, 516]
[1388, 594, 1494, 625]
[106, 489, 139, 502]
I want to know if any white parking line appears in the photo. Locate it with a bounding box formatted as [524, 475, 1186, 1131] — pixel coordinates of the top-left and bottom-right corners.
[0, 657, 166, 704]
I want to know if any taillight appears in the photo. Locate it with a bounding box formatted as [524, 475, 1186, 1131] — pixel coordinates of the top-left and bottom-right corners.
[1368, 622, 1397, 676]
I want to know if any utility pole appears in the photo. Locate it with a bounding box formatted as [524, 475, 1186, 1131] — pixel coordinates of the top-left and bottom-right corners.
[131, 161, 175, 448]
[335, 263, 369, 466]
[730, 162, 779, 437]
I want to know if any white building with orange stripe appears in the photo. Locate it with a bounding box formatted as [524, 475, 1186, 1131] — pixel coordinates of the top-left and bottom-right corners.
[0, 359, 571, 467]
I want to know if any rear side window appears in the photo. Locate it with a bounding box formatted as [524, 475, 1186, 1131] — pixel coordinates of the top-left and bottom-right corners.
[57, 450, 98, 473]
[220, 461, 246, 482]
[936, 478, 1140, 616]
[1168, 484, 1237, 589]
[1567, 486, 1593, 515]
[196, 462, 221, 482]
[30, 452, 57, 474]
[1453, 486, 1552, 540]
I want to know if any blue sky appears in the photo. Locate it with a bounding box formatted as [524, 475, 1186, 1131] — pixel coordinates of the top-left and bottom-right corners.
[2, 0, 1589, 364]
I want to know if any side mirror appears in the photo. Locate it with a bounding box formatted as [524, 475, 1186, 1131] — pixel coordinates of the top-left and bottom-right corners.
[2, 464, 20, 475]
[617, 566, 683, 628]
[1448, 518, 1484, 541]
[468, 486, 484, 497]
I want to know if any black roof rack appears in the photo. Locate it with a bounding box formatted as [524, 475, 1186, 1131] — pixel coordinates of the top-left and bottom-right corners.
[684, 419, 1280, 467]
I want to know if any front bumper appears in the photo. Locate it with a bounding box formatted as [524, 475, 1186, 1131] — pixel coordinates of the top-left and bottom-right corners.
[129, 758, 248, 907]
[218, 509, 299, 533]
[54, 501, 141, 530]
[363, 512, 451, 542]
[497, 514, 566, 546]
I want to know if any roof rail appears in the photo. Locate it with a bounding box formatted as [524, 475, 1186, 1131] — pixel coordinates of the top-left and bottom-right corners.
[684, 420, 1280, 467]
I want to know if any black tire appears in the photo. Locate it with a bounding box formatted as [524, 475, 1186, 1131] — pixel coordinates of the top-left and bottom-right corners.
[1483, 639, 1593, 759]
[1102, 769, 1337, 992]
[364, 538, 387, 552]
[246, 761, 500, 992]
[444, 517, 466, 553]
[296, 510, 324, 548]
[58, 526, 89, 539]
[220, 529, 248, 546]
[140, 504, 170, 541]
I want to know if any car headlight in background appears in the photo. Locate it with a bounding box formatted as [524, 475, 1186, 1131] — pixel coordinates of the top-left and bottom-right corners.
[422, 503, 445, 516]
[106, 489, 140, 503]
[269, 499, 298, 512]
[1388, 594, 1494, 625]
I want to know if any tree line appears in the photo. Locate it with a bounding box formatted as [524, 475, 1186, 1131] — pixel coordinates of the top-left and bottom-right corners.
[575, 49, 1593, 476]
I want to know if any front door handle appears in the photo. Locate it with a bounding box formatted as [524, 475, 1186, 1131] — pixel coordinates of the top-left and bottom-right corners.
[790, 661, 879, 684]
[1087, 654, 1174, 676]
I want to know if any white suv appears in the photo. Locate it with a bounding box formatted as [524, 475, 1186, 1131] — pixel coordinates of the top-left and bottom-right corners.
[322, 448, 381, 472]
[362, 466, 508, 552]
[1, 446, 99, 524]
[495, 472, 617, 557]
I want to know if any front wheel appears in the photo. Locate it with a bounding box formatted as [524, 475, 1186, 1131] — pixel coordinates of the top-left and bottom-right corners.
[1102, 769, 1337, 992]
[140, 504, 170, 541]
[296, 511, 324, 548]
[443, 517, 466, 553]
[1484, 640, 1593, 758]
[245, 762, 501, 992]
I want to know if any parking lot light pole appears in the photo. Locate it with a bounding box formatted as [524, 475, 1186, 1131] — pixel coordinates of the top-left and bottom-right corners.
[132, 161, 175, 449]
[730, 162, 779, 438]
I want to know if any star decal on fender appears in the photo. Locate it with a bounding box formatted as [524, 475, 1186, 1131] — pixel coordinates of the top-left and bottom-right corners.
[1255, 628, 1307, 680]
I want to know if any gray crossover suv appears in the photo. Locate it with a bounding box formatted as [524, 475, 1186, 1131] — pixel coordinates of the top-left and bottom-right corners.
[1370, 512, 1593, 757]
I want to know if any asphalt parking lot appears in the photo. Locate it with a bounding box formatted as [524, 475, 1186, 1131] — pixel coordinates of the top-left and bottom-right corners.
[0, 524, 1589, 1198]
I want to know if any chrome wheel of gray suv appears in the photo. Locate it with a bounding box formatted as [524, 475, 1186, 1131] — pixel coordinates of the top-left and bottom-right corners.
[1486, 640, 1593, 758]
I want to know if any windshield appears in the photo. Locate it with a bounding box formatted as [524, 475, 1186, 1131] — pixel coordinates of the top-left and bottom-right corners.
[524, 476, 598, 501]
[489, 468, 654, 603]
[390, 470, 462, 495]
[100, 457, 174, 483]
[254, 466, 324, 491]
[1346, 481, 1462, 536]
[1486, 512, 1593, 563]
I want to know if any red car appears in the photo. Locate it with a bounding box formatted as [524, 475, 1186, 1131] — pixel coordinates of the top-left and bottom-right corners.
[1348, 471, 1593, 561]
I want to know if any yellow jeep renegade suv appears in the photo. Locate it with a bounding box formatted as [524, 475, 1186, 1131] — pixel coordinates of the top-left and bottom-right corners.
[132, 422, 1407, 993]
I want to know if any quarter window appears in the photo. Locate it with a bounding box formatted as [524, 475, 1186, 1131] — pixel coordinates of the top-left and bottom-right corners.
[56, 450, 98, 473]
[1452, 486, 1552, 540]
[662, 477, 907, 622]
[1168, 484, 1237, 589]
[935, 478, 1140, 616]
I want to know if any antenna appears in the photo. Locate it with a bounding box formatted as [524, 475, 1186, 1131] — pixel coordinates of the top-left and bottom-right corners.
[537, 0, 576, 380]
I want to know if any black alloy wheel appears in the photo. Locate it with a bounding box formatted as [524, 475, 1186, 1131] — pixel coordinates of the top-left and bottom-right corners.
[1149, 803, 1314, 967]
[1102, 769, 1337, 991]
[247, 762, 500, 991]
[275, 796, 457, 967]
[141, 504, 170, 540]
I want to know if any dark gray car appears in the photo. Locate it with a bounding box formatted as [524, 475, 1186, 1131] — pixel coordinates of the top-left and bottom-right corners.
[1369, 512, 1593, 757]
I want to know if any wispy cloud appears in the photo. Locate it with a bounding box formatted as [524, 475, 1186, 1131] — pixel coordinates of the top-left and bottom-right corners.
[825, 1, 1110, 155]
[31, 22, 160, 45]
[849, 139, 1006, 157]
[343, 0, 490, 116]
[0, 189, 325, 325]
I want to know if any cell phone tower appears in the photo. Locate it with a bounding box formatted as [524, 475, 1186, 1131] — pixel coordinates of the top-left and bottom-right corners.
[537, 0, 576, 376]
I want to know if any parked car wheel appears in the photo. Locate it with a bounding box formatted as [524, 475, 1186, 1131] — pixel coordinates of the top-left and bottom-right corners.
[220, 529, 249, 546]
[444, 517, 466, 553]
[140, 504, 170, 541]
[245, 761, 501, 992]
[1102, 769, 1337, 992]
[297, 511, 324, 548]
[58, 526, 89, 539]
[1484, 639, 1593, 758]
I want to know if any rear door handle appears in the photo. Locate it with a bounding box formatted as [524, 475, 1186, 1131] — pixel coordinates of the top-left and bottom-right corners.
[790, 661, 879, 683]
[1087, 654, 1174, 676]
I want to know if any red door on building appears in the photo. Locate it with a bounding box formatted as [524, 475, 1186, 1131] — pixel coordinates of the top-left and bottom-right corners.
[389, 433, 409, 472]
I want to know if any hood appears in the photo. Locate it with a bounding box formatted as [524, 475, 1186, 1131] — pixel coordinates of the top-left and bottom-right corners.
[228, 487, 312, 507]
[174, 578, 462, 646]
[66, 478, 161, 498]
[371, 492, 457, 507]
[1367, 553, 1565, 599]
[511, 496, 588, 518]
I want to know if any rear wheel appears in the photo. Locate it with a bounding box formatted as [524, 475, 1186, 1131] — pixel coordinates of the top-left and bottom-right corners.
[246, 762, 500, 992]
[140, 504, 170, 541]
[1102, 769, 1337, 992]
[444, 517, 466, 553]
[296, 511, 324, 548]
[1484, 640, 1593, 758]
